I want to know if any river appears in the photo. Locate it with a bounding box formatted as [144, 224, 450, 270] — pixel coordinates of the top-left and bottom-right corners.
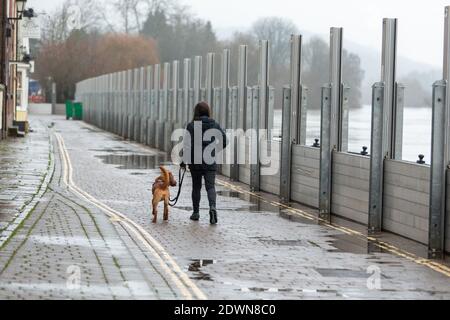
[273, 105, 432, 163]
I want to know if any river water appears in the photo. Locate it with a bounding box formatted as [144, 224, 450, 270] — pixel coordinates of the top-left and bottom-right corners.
[273, 105, 432, 163]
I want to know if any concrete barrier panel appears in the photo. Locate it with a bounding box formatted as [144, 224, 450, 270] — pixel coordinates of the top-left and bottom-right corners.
[260, 140, 281, 195]
[331, 152, 370, 224]
[383, 160, 430, 245]
[238, 138, 251, 185]
[291, 145, 320, 208]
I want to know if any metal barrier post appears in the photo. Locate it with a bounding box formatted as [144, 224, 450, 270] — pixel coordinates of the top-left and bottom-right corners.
[368, 83, 385, 233]
[427, 6, 450, 258]
[172, 61, 179, 125]
[319, 84, 332, 221]
[183, 59, 192, 127]
[206, 53, 215, 106]
[230, 86, 239, 181]
[318, 28, 344, 222]
[368, 18, 400, 233]
[280, 86, 293, 201]
[429, 80, 447, 259]
[221, 49, 231, 130]
[250, 86, 260, 191]
[238, 45, 248, 130]
[194, 56, 202, 105]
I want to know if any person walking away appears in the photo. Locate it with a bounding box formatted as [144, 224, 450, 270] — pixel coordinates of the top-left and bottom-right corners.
[181, 102, 227, 225]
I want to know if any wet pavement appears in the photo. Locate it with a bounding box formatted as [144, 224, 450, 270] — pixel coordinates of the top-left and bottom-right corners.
[0, 115, 449, 300]
[0, 120, 50, 247]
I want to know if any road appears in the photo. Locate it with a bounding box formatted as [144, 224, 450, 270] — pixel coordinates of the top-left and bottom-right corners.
[0, 115, 449, 300]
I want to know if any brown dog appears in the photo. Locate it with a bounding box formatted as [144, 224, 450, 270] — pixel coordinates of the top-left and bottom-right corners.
[152, 166, 177, 223]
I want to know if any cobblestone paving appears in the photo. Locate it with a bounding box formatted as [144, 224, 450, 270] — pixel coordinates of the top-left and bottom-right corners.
[0, 121, 49, 245]
[0, 115, 449, 300]
[52, 116, 450, 300]
[0, 117, 182, 300]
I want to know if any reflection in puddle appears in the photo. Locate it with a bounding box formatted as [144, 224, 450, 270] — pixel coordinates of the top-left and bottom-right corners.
[217, 190, 280, 214]
[216, 191, 241, 198]
[326, 234, 389, 255]
[326, 234, 369, 255]
[188, 259, 216, 281]
[82, 127, 101, 133]
[95, 154, 169, 170]
[90, 147, 132, 153]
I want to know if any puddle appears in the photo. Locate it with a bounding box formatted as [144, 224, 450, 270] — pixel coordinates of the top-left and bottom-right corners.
[95, 154, 169, 170]
[217, 190, 280, 214]
[188, 259, 216, 282]
[326, 234, 372, 255]
[90, 147, 132, 153]
[217, 191, 241, 198]
[82, 127, 102, 133]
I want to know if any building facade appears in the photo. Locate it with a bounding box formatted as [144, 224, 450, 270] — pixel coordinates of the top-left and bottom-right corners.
[0, 0, 27, 139]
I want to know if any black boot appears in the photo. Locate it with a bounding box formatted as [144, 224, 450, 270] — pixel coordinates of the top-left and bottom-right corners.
[209, 208, 218, 225]
[190, 212, 200, 221]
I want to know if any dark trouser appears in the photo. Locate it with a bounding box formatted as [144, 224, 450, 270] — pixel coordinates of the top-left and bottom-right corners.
[191, 170, 217, 213]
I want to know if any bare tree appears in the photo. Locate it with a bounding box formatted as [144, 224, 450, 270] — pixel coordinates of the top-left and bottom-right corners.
[109, 0, 176, 34]
[40, 0, 104, 43]
[34, 32, 159, 102]
[251, 17, 299, 67]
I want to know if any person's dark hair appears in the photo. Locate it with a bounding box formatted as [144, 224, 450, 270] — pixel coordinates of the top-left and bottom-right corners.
[193, 102, 211, 121]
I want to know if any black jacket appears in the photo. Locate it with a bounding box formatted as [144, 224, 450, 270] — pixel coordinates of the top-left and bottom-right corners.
[184, 116, 227, 172]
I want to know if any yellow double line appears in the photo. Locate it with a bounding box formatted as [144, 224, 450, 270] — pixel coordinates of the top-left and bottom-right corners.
[54, 132, 207, 300]
[217, 179, 450, 278]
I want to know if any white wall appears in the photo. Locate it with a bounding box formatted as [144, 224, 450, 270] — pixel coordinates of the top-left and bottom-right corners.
[29, 103, 52, 115]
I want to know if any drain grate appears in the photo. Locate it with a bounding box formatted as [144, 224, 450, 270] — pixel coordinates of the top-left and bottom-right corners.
[315, 268, 369, 278]
[259, 239, 306, 247]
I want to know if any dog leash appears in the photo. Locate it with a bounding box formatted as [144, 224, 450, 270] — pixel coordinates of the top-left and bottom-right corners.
[169, 166, 187, 207]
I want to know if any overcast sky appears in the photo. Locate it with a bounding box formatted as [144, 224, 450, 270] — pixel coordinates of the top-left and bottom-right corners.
[28, 0, 450, 68]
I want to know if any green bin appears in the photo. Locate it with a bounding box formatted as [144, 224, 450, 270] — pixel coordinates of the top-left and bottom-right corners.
[73, 102, 83, 121]
[65, 100, 74, 120]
